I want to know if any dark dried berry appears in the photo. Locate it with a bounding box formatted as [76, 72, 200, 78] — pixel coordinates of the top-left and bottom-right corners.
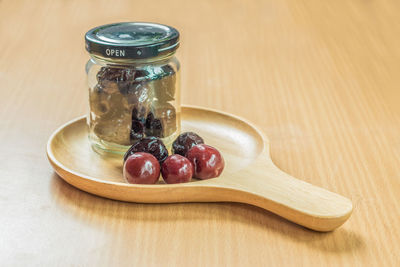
[145, 112, 155, 129]
[145, 112, 163, 137]
[134, 69, 149, 81]
[97, 67, 146, 95]
[124, 137, 168, 163]
[131, 106, 150, 122]
[130, 120, 144, 141]
[172, 132, 204, 156]
[130, 107, 149, 142]
[97, 67, 131, 81]
[97, 67, 125, 82]
[145, 102, 176, 138]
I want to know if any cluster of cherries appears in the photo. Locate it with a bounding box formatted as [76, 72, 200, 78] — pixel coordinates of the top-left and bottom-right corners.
[123, 132, 225, 184]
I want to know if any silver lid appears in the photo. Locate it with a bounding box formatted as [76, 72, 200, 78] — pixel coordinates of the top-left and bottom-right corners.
[85, 22, 180, 60]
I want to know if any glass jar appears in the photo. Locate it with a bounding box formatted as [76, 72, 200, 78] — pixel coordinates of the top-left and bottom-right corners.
[85, 22, 181, 154]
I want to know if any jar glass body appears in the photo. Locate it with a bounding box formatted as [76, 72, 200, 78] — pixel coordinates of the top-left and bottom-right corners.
[86, 55, 181, 154]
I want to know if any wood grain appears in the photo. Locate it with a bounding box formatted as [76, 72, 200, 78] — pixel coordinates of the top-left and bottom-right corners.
[0, 0, 399, 266]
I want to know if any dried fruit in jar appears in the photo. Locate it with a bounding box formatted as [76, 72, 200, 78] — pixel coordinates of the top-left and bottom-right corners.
[86, 23, 181, 153]
[90, 66, 154, 145]
[96, 67, 137, 95]
[149, 65, 176, 103]
[90, 91, 132, 145]
[90, 64, 179, 146]
[145, 102, 177, 138]
[130, 105, 149, 142]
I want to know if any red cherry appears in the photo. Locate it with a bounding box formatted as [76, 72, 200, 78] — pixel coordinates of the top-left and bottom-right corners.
[123, 152, 160, 184]
[186, 144, 224, 179]
[161, 155, 193, 184]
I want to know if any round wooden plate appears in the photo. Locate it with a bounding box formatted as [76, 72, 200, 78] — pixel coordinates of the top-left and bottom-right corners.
[47, 105, 352, 231]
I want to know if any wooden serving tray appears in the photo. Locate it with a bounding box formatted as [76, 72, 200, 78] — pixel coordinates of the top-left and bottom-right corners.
[47, 105, 352, 231]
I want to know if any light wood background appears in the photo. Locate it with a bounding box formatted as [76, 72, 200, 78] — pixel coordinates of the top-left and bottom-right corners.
[1, 0, 399, 266]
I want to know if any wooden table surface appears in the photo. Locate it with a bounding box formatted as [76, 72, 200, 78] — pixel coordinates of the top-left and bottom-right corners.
[1, 0, 399, 266]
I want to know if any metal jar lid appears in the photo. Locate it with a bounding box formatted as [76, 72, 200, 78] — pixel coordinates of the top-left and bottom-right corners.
[85, 22, 179, 60]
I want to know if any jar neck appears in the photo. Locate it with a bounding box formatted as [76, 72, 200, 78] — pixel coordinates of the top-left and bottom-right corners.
[89, 53, 176, 67]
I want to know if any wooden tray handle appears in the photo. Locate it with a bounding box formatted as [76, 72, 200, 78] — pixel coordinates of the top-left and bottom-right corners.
[216, 160, 353, 232]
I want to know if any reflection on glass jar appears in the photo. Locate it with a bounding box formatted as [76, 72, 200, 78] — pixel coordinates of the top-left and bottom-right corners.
[85, 22, 181, 154]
